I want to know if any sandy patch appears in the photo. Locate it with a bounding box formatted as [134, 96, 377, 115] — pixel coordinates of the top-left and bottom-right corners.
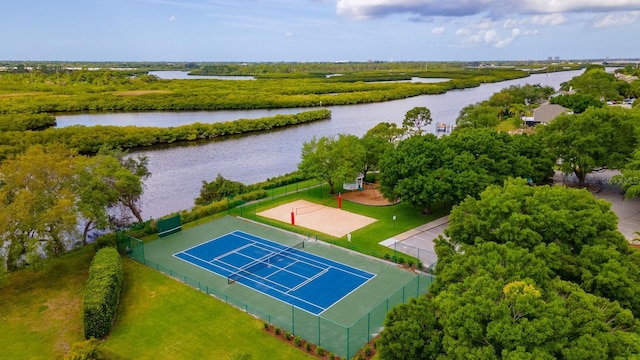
[258, 199, 376, 238]
[339, 183, 399, 206]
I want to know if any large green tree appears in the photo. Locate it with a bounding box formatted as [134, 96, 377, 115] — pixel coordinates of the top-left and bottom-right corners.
[359, 122, 402, 180]
[298, 134, 365, 194]
[103, 148, 151, 223]
[539, 106, 639, 186]
[445, 178, 640, 316]
[402, 107, 432, 136]
[379, 128, 552, 214]
[0, 144, 79, 270]
[0, 144, 150, 271]
[378, 134, 446, 214]
[76, 154, 122, 245]
[549, 93, 603, 113]
[561, 65, 621, 101]
[379, 240, 640, 359]
[379, 180, 640, 359]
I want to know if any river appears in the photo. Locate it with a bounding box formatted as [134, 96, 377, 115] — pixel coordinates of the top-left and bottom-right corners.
[57, 69, 583, 219]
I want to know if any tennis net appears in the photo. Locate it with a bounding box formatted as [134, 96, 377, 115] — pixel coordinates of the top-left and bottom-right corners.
[227, 241, 304, 284]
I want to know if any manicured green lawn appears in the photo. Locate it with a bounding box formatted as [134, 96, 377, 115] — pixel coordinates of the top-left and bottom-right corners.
[0, 248, 92, 359]
[0, 246, 314, 360]
[103, 258, 314, 360]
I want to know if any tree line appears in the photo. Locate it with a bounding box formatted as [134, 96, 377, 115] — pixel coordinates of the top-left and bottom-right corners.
[0, 145, 149, 272]
[0, 110, 330, 160]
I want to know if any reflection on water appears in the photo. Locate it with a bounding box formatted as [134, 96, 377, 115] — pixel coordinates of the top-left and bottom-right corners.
[64, 70, 584, 219]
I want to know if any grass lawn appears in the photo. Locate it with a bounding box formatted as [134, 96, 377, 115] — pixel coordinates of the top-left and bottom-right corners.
[0, 246, 314, 360]
[103, 258, 314, 360]
[0, 248, 92, 359]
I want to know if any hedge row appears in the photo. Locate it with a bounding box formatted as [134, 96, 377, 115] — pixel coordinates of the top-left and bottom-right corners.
[181, 189, 268, 224]
[83, 247, 123, 339]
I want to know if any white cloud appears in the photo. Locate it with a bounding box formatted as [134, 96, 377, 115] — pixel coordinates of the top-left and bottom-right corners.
[431, 26, 445, 34]
[336, 0, 640, 19]
[530, 13, 567, 26]
[169, 15, 176, 22]
[591, 11, 640, 28]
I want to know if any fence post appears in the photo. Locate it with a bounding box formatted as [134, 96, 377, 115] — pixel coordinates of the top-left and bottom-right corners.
[318, 317, 321, 345]
[291, 306, 295, 335]
[346, 327, 350, 360]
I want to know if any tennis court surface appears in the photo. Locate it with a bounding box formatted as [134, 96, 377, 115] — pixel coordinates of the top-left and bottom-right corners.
[174, 231, 375, 315]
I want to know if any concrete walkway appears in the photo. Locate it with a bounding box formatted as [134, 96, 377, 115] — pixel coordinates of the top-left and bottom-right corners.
[380, 170, 640, 268]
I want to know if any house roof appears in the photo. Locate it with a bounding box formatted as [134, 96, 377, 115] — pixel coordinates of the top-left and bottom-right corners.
[533, 103, 568, 123]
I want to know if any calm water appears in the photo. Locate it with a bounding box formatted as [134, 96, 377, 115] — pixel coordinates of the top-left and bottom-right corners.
[57, 70, 583, 219]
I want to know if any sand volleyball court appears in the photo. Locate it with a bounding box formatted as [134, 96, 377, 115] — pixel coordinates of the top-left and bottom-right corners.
[258, 200, 376, 238]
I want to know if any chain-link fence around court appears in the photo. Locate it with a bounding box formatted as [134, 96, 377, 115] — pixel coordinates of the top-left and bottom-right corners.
[117, 231, 433, 359]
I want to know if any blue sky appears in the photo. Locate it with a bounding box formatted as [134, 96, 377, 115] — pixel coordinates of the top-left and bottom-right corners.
[2, 0, 640, 62]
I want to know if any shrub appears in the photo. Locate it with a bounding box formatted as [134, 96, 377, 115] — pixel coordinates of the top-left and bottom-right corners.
[64, 339, 98, 360]
[284, 331, 291, 340]
[384, 253, 391, 260]
[274, 327, 281, 335]
[397, 257, 405, 264]
[316, 346, 325, 356]
[294, 337, 302, 347]
[329, 353, 335, 360]
[407, 259, 414, 267]
[305, 342, 311, 352]
[365, 346, 372, 356]
[94, 233, 117, 251]
[263, 322, 269, 330]
[83, 247, 123, 339]
[64, 338, 123, 360]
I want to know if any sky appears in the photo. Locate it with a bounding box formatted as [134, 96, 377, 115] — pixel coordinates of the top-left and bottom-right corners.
[2, 0, 640, 62]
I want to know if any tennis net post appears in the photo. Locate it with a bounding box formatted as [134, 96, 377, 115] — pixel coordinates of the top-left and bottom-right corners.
[227, 241, 304, 284]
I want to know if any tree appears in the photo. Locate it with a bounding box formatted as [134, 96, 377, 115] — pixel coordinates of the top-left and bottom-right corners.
[549, 93, 603, 113]
[360, 122, 401, 180]
[539, 107, 639, 186]
[612, 149, 640, 198]
[298, 134, 365, 194]
[455, 103, 501, 129]
[100, 148, 151, 223]
[444, 178, 640, 317]
[0, 144, 80, 270]
[378, 134, 445, 214]
[378, 128, 553, 215]
[377, 295, 442, 360]
[195, 173, 246, 206]
[402, 107, 432, 136]
[562, 66, 621, 101]
[380, 238, 640, 359]
[76, 155, 122, 245]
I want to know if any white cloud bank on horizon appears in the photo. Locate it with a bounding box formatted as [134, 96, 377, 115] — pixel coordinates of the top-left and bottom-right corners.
[336, 0, 640, 50]
[336, 0, 640, 20]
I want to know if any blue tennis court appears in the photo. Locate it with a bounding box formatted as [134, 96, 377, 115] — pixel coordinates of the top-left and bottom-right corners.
[173, 231, 376, 315]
